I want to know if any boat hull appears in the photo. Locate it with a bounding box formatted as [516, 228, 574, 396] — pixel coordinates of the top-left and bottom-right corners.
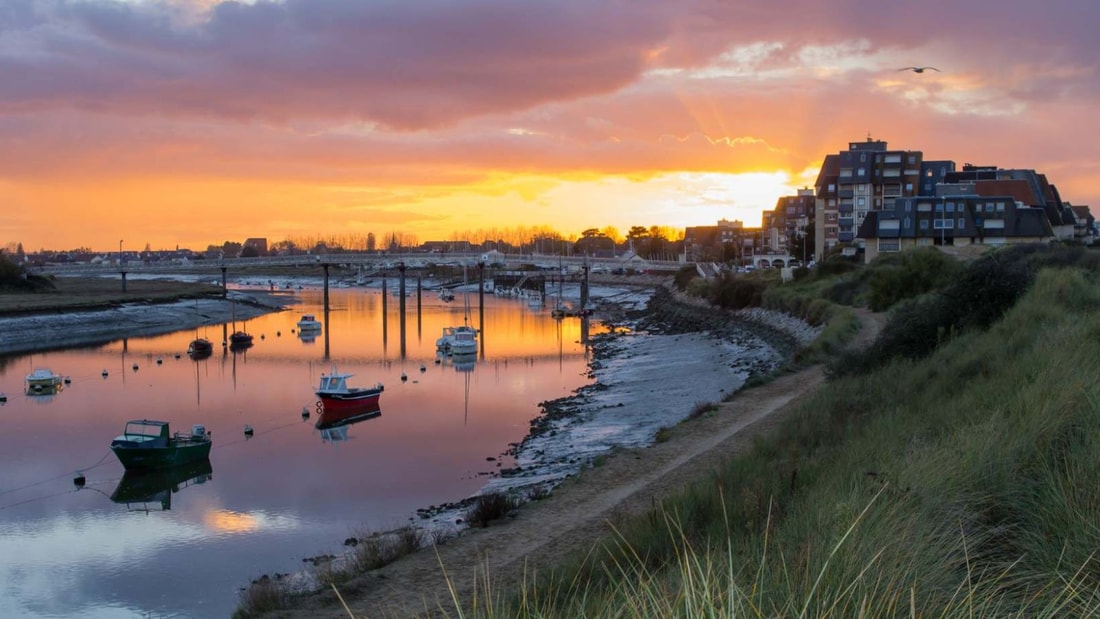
[110, 440, 212, 470]
[317, 388, 383, 415]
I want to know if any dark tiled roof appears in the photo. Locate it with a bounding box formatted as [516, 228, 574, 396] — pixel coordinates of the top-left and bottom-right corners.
[857, 211, 880, 239]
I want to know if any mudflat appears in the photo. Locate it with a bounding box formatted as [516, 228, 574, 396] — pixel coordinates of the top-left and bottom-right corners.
[0, 277, 224, 315]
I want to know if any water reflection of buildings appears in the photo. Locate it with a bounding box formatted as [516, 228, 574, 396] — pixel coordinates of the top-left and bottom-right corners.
[109, 459, 213, 513]
[315, 404, 382, 444]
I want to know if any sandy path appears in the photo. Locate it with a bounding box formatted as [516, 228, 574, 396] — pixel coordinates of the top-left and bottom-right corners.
[268, 308, 882, 618]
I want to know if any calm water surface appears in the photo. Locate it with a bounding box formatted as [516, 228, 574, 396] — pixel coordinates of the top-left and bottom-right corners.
[0, 287, 596, 618]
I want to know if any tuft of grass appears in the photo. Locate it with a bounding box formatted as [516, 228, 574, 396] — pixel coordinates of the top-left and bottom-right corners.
[233, 576, 291, 618]
[350, 525, 422, 571]
[687, 401, 719, 420]
[465, 492, 517, 528]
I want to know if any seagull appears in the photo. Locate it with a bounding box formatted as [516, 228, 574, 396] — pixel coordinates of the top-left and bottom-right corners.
[898, 66, 940, 73]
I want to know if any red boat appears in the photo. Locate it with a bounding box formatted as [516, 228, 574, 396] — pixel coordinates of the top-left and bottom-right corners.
[315, 367, 384, 418]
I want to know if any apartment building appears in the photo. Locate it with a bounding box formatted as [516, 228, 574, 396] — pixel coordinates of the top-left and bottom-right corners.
[813, 138, 945, 261]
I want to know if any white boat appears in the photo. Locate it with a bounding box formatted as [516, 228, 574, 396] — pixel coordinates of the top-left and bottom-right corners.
[25, 368, 64, 393]
[436, 325, 478, 355]
[297, 314, 322, 331]
[437, 289, 455, 302]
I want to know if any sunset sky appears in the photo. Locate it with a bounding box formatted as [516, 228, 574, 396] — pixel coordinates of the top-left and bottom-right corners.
[1, 0, 1097, 252]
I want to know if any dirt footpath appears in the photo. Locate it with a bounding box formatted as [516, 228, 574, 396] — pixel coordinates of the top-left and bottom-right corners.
[267, 309, 883, 618]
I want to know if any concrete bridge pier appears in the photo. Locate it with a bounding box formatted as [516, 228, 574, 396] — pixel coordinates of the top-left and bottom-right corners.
[580, 264, 589, 310]
[323, 264, 331, 360]
[416, 275, 422, 338]
[398, 263, 407, 359]
[381, 276, 388, 354]
[477, 262, 485, 357]
[220, 267, 227, 298]
[120, 269, 128, 293]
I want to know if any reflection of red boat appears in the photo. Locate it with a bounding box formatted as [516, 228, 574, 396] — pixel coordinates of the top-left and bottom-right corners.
[315, 403, 382, 432]
[315, 367, 384, 416]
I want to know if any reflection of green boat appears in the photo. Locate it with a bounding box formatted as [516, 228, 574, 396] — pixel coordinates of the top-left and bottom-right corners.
[109, 420, 212, 470]
[110, 459, 213, 511]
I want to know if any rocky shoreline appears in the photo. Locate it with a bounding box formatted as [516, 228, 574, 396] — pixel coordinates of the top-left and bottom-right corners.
[406, 283, 818, 532]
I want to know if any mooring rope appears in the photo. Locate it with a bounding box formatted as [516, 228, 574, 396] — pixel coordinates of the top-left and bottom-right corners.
[0, 448, 113, 498]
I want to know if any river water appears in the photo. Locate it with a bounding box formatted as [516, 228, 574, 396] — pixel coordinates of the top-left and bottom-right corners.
[0, 286, 597, 618]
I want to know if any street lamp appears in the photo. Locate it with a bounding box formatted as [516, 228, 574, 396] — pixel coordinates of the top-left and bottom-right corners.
[119, 240, 123, 266]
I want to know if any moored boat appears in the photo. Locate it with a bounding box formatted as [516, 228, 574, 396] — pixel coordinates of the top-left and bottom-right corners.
[229, 330, 254, 345]
[436, 325, 478, 355]
[316, 367, 384, 416]
[25, 368, 63, 393]
[109, 420, 212, 470]
[188, 338, 214, 357]
[297, 314, 322, 331]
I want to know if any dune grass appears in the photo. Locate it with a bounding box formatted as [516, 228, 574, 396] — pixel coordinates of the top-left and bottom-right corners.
[437, 266, 1100, 617]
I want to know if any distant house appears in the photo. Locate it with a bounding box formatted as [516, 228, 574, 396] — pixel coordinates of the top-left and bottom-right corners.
[421, 240, 473, 253]
[242, 238, 268, 257]
[1068, 205, 1096, 242]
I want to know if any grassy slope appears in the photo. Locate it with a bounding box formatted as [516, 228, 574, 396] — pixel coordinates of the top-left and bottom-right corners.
[497, 267, 1100, 617]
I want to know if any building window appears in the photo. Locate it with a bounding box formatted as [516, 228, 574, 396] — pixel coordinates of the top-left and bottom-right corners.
[858, 168, 866, 176]
[857, 197, 866, 207]
[920, 220, 929, 230]
[908, 155, 916, 164]
[935, 203, 944, 212]
[958, 217, 965, 228]
[996, 202, 1005, 212]
[904, 216, 912, 228]
[905, 183, 913, 192]
[946, 203, 955, 213]
[828, 184, 835, 192]
[925, 169, 933, 177]
[904, 201, 912, 212]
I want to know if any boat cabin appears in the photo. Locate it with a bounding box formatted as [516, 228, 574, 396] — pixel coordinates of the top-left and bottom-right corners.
[114, 420, 172, 448]
[318, 373, 351, 394]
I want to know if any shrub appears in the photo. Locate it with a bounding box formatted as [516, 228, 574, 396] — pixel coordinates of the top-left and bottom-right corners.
[673, 265, 699, 291]
[866, 247, 962, 311]
[707, 273, 767, 309]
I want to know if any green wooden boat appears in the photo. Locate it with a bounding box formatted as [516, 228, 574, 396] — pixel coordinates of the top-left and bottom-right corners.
[109, 419, 212, 470]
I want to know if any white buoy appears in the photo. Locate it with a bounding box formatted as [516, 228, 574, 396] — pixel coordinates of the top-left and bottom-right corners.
[244, 424, 254, 436]
[419, 364, 426, 372]
[400, 372, 408, 382]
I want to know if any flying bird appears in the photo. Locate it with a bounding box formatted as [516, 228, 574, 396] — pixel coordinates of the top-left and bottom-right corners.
[898, 66, 940, 73]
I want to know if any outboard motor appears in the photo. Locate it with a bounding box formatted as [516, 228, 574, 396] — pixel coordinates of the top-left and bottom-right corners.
[192, 424, 207, 438]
